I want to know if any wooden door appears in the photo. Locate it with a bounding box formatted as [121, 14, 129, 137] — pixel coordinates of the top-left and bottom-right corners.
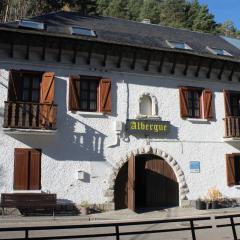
[144, 155, 179, 207]
[128, 154, 135, 211]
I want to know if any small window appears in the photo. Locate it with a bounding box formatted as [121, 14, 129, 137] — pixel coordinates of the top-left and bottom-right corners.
[166, 40, 192, 50]
[140, 95, 152, 116]
[18, 20, 45, 30]
[71, 27, 96, 37]
[69, 76, 111, 113]
[226, 154, 240, 186]
[14, 148, 41, 190]
[179, 87, 213, 119]
[206, 46, 233, 56]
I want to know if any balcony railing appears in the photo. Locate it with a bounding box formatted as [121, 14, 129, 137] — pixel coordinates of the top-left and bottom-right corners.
[3, 101, 57, 130]
[224, 116, 240, 138]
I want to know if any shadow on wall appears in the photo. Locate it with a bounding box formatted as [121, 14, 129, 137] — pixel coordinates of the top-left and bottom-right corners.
[10, 77, 107, 161]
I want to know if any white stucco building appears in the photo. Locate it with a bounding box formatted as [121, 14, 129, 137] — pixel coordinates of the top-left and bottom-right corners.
[1, 11, 240, 211]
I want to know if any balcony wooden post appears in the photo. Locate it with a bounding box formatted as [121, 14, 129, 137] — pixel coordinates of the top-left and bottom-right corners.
[10, 103, 16, 127]
[3, 102, 9, 127]
[18, 103, 23, 127]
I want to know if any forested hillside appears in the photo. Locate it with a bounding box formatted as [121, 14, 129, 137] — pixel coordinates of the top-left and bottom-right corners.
[0, 0, 239, 37]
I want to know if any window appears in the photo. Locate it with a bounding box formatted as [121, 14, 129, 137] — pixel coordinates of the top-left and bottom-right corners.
[224, 91, 240, 117]
[18, 20, 45, 30]
[206, 46, 233, 57]
[7, 70, 55, 129]
[226, 154, 240, 186]
[166, 40, 192, 50]
[69, 75, 111, 113]
[140, 95, 152, 116]
[179, 87, 213, 119]
[71, 27, 96, 37]
[14, 148, 41, 190]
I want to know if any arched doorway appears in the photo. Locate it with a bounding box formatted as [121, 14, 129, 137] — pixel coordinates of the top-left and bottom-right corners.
[114, 154, 179, 211]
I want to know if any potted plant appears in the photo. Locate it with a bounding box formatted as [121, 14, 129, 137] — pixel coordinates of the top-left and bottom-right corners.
[206, 187, 222, 209]
[196, 197, 206, 210]
[80, 201, 90, 215]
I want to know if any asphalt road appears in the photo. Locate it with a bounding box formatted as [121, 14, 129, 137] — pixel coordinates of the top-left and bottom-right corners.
[0, 217, 239, 240]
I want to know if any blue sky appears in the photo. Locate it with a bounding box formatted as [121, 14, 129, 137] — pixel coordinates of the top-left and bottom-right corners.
[198, 0, 240, 29]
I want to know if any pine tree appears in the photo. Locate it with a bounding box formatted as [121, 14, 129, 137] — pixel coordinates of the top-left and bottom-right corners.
[139, 0, 161, 24]
[159, 0, 188, 28]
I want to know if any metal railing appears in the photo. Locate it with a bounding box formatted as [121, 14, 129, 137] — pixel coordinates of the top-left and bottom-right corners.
[3, 101, 57, 130]
[0, 216, 212, 240]
[215, 213, 240, 240]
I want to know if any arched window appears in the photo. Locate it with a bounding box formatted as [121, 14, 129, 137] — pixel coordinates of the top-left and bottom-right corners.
[138, 93, 158, 117]
[140, 95, 152, 116]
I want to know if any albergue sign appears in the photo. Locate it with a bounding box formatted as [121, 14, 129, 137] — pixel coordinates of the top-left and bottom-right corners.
[126, 119, 170, 136]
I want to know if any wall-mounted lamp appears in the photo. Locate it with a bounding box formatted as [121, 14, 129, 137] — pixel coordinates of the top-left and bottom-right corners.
[78, 171, 85, 180]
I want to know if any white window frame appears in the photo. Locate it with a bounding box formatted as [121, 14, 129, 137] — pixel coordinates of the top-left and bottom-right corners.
[166, 40, 192, 50]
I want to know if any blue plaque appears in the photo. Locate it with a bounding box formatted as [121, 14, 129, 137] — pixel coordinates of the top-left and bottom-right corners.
[190, 161, 200, 173]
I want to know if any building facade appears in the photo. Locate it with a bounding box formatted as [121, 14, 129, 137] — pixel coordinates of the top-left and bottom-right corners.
[1, 11, 240, 211]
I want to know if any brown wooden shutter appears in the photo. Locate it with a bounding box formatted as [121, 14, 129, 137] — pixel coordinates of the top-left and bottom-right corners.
[8, 70, 22, 101]
[99, 78, 111, 113]
[128, 154, 135, 211]
[224, 90, 232, 117]
[14, 149, 29, 190]
[40, 72, 55, 127]
[226, 154, 236, 187]
[202, 89, 213, 119]
[69, 76, 80, 111]
[179, 87, 189, 118]
[29, 149, 41, 190]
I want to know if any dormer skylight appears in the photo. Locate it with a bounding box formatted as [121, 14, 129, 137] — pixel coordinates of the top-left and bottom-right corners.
[166, 40, 192, 50]
[206, 46, 233, 57]
[18, 20, 44, 30]
[71, 27, 96, 37]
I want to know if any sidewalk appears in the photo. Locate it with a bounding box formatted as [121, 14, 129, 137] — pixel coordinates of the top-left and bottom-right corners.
[0, 206, 240, 227]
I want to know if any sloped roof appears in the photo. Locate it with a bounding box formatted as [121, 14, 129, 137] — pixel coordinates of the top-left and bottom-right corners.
[2, 11, 240, 60]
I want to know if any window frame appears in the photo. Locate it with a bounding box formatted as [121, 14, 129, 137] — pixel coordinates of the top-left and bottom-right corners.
[206, 46, 233, 57]
[166, 40, 192, 50]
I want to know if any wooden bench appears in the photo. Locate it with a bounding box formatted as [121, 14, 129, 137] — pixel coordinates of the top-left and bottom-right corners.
[1, 193, 57, 217]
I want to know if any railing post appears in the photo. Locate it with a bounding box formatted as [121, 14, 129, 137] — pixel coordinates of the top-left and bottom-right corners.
[25, 229, 29, 239]
[10, 103, 16, 127]
[115, 225, 120, 240]
[190, 220, 196, 240]
[3, 102, 9, 127]
[230, 217, 238, 240]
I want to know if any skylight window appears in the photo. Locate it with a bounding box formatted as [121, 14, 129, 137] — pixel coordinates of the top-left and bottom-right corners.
[71, 27, 96, 37]
[166, 40, 192, 50]
[206, 46, 233, 57]
[18, 20, 44, 30]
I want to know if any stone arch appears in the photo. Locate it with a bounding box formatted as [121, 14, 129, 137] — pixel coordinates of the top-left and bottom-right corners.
[105, 146, 189, 210]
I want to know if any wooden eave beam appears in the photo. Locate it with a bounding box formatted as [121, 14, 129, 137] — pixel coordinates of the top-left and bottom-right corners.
[25, 42, 30, 60]
[170, 55, 177, 74]
[158, 54, 165, 73]
[145, 52, 151, 71]
[57, 41, 62, 62]
[218, 62, 225, 80]
[41, 41, 46, 61]
[131, 51, 137, 70]
[117, 50, 122, 68]
[9, 42, 14, 58]
[183, 58, 189, 76]
[195, 60, 202, 77]
[228, 67, 235, 81]
[87, 44, 93, 65]
[72, 44, 78, 64]
[102, 48, 108, 67]
[206, 60, 214, 79]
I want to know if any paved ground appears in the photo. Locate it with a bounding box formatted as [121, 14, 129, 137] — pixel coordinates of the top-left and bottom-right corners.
[0, 207, 240, 239]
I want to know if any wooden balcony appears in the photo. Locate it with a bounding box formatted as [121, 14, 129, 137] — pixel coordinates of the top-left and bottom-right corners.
[3, 101, 57, 132]
[224, 116, 240, 139]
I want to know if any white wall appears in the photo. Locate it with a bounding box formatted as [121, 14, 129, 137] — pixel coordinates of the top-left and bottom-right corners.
[0, 50, 240, 206]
